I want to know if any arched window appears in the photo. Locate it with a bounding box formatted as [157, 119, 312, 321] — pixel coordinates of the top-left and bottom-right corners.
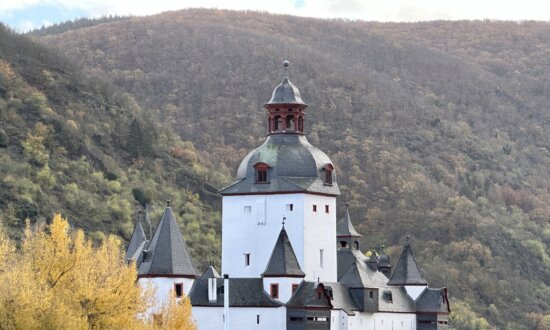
[273, 115, 282, 131]
[323, 164, 334, 185]
[254, 162, 271, 183]
[286, 116, 295, 130]
[298, 116, 303, 131]
[340, 241, 348, 248]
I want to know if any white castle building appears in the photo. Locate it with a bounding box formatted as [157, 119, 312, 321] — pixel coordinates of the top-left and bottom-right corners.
[126, 61, 450, 329]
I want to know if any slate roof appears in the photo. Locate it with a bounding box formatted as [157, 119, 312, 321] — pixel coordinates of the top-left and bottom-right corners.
[286, 281, 358, 314]
[337, 248, 367, 280]
[339, 261, 389, 288]
[415, 288, 450, 313]
[199, 265, 220, 279]
[138, 206, 197, 277]
[388, 241, 427, 286]
[378, 286, 416, 313]
[263, 226, 305, 277]
[337, 209, 362, 238]
[220, 134, 340, 196]
[265, 76, 307, 106]
[125, 220, 147, 262]
[189, 278, 282, 307]
[378, 253, 391, 268]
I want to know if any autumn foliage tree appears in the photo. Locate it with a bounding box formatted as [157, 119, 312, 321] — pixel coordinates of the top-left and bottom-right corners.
[0, 214, 195, 329]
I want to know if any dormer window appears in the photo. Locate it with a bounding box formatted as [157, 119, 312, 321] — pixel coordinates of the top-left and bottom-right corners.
[323, 164, 334, 185]
[254, 162, 270, 183]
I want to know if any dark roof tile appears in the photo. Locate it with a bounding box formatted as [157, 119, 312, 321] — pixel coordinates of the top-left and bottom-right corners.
[388, 242, 427, 286]
[138, 206, 197, 277]
[263, 227, 305, 277]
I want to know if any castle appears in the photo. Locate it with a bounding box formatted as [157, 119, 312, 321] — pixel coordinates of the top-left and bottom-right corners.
[125, 61, 450, 329]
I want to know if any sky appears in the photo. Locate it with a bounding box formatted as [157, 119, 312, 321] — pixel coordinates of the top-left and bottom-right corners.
[1, 0, 550, 33]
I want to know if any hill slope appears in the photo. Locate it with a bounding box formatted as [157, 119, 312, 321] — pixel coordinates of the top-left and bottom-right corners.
[0, 24, 221, 269]
[35, 10, 550, 328]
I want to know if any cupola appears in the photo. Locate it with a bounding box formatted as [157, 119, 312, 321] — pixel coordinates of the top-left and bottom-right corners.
[265, 60, 308, 135]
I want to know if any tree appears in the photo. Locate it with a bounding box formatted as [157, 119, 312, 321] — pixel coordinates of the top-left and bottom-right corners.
[0, 214, 195, 329]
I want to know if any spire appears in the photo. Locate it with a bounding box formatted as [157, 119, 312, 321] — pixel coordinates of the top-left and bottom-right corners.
[262, 226, 305, 277]
[337, 204, 362, 238]
[125, 220, 147, 262]
[138, 204, 197, 277]
[387, 238, 427, 286]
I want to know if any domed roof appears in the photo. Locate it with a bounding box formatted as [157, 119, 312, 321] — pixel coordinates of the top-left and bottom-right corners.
[265, 77, 307, 106]
[220, 134, 339, 195]
[378, 254, 391, 267]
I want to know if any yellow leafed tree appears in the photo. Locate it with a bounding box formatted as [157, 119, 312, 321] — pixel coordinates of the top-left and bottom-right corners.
[0, 213, 195, 330]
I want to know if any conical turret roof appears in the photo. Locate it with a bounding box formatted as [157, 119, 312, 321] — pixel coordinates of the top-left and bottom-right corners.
[138, 204, 197, 277]
[337, 207, 362, 238]
[125, 220, 147, 262]
[262, 226, 305, 277]
[388, 239, 427, 286]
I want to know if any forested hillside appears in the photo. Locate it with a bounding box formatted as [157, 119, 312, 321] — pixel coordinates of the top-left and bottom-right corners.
[0, 25, 221, 270]
[27, 9, 550, 329]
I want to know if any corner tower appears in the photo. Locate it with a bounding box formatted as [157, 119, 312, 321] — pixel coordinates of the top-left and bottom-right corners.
[220, 61, 340, 282]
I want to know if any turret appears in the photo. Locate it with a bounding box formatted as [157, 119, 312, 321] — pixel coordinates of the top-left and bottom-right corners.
[336, 203, 362, 251]
[388, 236, 427, 300]
[262, 222, 305, 303]
[265, 60, 307, 135]
[137, 201, 197, 311]
[377, 245, 391, 278]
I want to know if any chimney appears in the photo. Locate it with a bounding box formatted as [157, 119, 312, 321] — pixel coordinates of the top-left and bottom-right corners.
[223, 274, 229, 330]
[208, 277, 217, 303]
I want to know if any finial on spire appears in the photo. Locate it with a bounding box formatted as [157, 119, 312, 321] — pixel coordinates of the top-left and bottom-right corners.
[283, 59, 289, 78]
[282, 216, 286, 227]
[345, 202, 350, 208]
[166, 199, 171, 207]
[406, 235, 410, 243]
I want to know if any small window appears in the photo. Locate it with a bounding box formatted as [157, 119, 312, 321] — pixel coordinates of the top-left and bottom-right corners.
[313, 205, 317, 212]
[355, 241, 359, 250]
[320, 249, 324, 269]
[292, 284, 299, 294]
[244, 205, 251, 213]
[245, 253, 250, 266]
[325, 205, 329, 213]
[270, 283, 279, 299]
[340, 241, 347, 248]
[369, 291, 374, 299]
[256, 168, 267, 183]
[174, 283, 183, 298]
[286, 204, 294, 212]
[257, 315, 260, 324]
[323, 164, 334, 185]
[254, 163, 270, 183]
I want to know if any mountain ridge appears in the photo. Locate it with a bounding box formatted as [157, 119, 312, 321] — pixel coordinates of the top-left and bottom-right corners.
[21, 9, 550, 328]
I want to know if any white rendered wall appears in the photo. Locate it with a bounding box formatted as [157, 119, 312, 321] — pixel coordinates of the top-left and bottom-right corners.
[303, 194, 337, 282]
[262, 277, 303, 304]
[222, 193, 337, 282]
[138, 277, 194, 313]
[405, 285, 427, 301]
[192, 306, 286, 330]
[373, 312, 417, 330]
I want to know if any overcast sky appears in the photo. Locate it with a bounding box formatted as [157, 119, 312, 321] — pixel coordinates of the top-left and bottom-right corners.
[2, 0, 550, 32]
